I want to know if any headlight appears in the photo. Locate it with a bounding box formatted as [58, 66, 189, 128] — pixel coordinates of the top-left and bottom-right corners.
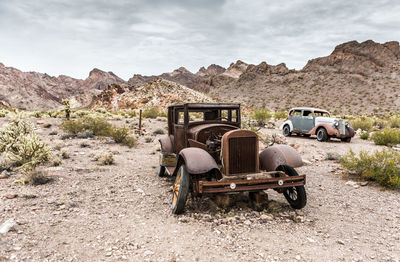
[334, 121, 339, 127]
[346, 123, 350, 128]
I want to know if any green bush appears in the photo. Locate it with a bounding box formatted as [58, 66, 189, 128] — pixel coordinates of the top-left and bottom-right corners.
[340, 149, 400, 188]
[350, 117, 373, 131]
[370, 128, 400, 146]
[359, 132, 370, 140]
[252, 108, 272, 126]
[274, 111, 287, 120]
[94, 152, 115, 165]
[61, 117, 136, 147]
[142, 107, 161, 119]
[153, 128, 165, 135]
[0, 117, 51, 171]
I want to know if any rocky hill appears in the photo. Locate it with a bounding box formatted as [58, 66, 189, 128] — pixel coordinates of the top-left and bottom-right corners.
[0, 63, 124, 110]
[91, 78, 215, 110]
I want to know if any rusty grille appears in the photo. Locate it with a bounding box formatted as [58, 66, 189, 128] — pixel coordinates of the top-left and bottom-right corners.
[228, 137, 257, 174]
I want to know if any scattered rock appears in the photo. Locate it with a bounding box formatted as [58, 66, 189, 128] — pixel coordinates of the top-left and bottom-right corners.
[144, 250, 154, 256]
[259, 214, 274, 222]
[337, 240, 345, 245]
[4, 194, 18, 199]
[360, 181, 369, 186]
[0, 219, 16, 234]
[326, 152, 341, 161]
[345, 181, 359, 188]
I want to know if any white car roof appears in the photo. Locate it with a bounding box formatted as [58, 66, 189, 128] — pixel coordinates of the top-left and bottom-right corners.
[289, 107, 330, 114]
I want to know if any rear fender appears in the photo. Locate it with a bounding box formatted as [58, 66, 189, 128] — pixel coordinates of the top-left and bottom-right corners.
[174, 147, 220, 176]
[259, 144, 303, 171]
[309, 124, 339, 136]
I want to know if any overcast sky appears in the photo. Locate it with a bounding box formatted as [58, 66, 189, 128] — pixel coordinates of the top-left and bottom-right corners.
[0, 0, 399, 80]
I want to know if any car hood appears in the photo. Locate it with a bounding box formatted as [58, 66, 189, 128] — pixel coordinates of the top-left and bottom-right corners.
[315, 117, 338, 125]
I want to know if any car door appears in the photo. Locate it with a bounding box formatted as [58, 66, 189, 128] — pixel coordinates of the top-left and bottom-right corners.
[291, 110, 303, 131]
[300, 110, 314, 132]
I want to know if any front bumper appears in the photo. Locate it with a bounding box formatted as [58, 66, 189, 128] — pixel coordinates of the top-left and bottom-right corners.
[198, 171, 306, 194]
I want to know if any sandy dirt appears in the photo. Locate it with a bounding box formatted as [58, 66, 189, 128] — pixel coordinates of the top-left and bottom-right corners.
[1, 117, 399, 262]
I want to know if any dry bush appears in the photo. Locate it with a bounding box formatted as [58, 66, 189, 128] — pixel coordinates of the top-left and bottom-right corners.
[60, 148, 70, 159]
[153, 128, 165, 135]
[274, 111, 287, 120]
[340, 149, 400, 188]
[359, 131, 370, 140]
[94, 152, 115, 165]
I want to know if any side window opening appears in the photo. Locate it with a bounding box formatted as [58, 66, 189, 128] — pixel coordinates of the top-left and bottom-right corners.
[293, 110, 301, 116]
[303, 110, 312, 117]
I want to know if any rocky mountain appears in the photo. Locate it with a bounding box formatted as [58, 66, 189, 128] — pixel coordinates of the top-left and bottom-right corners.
[0, 63, 124, 110]
[206, 40, 400, 115]
[91, 78, 214, 110]
[1, 40, 399, 114]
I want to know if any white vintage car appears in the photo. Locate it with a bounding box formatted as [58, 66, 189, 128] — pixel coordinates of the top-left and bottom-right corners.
[280, 107, 355, 142]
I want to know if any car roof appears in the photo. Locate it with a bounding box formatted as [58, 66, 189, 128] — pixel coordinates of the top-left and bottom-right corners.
[168, 103, 240, 109]
[289, 107, 330, 113]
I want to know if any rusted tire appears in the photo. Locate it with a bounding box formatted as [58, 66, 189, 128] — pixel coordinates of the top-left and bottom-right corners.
[158, 165, 166, 177]
[341, 137, 351, 143]
[172, 164, 190, 214]
[277, 165, 307, 209]
[316, 127, 328, 142]
[283, 125, 291, 137]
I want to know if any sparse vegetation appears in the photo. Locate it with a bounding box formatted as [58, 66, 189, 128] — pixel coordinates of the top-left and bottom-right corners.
[274, 111, 287, 120]
[142, 107, 162, 119]
[350, 117, 373, 131]
[94, 152, 115, 165]
[252, 108, 272, 126]
[370, 128, 400, 146]
[153, 128, 165, 135]
[60, 117, 136, 147]
[359, 131, 370, 140]
[341, 149, 400, 188]
[0, 116, 51, 172]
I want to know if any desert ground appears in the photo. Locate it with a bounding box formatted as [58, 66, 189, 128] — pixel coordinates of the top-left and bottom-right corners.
[1, 117, 399, 262]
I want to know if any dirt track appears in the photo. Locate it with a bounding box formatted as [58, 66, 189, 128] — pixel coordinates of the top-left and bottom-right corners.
[1, 118, 400, 262]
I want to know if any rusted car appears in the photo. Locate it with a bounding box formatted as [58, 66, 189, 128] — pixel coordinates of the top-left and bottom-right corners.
[158, 103, 306, 214]
[280, 107, 355, 142]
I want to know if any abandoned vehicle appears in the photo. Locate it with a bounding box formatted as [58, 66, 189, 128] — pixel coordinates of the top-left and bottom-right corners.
[157, 103, 307, 214]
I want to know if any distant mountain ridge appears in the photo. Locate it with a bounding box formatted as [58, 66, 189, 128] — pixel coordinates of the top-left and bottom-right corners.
[1, 39, 399, 114]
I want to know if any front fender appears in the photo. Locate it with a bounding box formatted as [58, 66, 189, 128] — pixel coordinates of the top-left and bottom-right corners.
[177, 147, 219, 175]
[309, 123, 339, 136]
[158, 135, 174, 153]
[259, 144, 303, 171]
[279, 120, 293, 132]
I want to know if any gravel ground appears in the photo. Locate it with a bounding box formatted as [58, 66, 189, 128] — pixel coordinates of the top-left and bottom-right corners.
[1, 117, 399, 262]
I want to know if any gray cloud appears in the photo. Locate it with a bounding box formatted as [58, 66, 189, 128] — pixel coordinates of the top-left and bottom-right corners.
[0, 0, 399, 79]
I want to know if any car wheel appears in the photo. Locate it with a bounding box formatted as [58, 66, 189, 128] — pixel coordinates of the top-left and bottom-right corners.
[316, 128, 328, 142]
[341, 137, 351, 142]
[158, 165, 166, 177]
[283, 125, 291, 137]
[277, 165, 307, 209]
[172, 164, 190, 214]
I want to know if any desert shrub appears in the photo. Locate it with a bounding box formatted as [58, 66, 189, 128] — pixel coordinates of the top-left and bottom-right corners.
[142, 107, 161, 119]
[52, 156, 62, 166]
[145, 137, 153, 143]
[350, 117, 373, 131]
[94, 152, 114, 165]
[49, 130, 58, 136]
[125, 110, 137, 118]
[274, 111, 287, 120]
[23, 170, 52, 185]
[61, 117, 112, 136]
[372, 118, 388, 130]
[153, 128, 165, 135]
[60, 148, 70, 159]
[60, 119, 85, 134]
[61, 117, 136, 147]
[340, 149, 400, 188]
[370, 128, 400, 146]
[110, 126, 128, 142]
[359, 132, 370, 140]
[0, 117, 51, 171]
[77, 130, 94, 139]
[252, 108, 272, 126]
[389, 116, 400, 128]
